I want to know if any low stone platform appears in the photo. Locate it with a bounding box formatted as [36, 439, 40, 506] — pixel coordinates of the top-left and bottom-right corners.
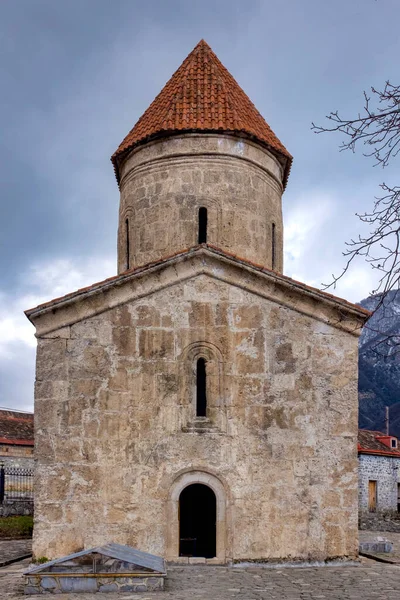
[359, 529, 400, 562]
[359, 540, 393, 553]
[24, 543, 166, 594]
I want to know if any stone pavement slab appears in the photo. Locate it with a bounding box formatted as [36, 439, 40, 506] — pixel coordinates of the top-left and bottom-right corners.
[1, 560, 400, 599]
[0, 539, 32, 566]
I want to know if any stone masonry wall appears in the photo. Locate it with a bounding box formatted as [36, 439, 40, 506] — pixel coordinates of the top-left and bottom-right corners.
[33, 272, 360, 563]
[0, 500, 33, 517]
[0, 444, 34, 469]
[118, 134, 284, 273]
[359, 512, 400, 532]
[25, 574, 164, 595]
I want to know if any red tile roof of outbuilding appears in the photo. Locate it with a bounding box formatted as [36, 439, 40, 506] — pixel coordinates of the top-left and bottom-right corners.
[111, 40, 292, 187]
[0, 409, 34, 446]
[358, 429, 400, 457]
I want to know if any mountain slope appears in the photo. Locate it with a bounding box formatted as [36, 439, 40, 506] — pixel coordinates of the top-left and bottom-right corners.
[359, 290, 400, 437]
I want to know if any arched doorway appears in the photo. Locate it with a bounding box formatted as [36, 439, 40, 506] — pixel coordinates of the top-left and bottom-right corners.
[167, 470, 228, 563]
[179, 484, 216, 558]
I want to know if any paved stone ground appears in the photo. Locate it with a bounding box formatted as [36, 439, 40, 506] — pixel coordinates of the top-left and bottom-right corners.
[2, 558, 400, 599]
[2, 534, 400, 598]
[0, 539, 32, 565]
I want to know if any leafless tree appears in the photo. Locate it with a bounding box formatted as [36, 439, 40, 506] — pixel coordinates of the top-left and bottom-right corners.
[312, 82, 400, 353]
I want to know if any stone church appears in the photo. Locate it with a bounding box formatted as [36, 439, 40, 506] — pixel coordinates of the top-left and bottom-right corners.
[26, 40, 369, 564]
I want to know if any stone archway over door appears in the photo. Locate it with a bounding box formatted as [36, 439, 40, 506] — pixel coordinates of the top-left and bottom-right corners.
[167, 471, 228, 563]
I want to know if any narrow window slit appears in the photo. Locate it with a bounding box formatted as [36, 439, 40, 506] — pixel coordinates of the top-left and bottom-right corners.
[196, 358, 207, 417]
[271, 222, 276, 270]
[125, 218, 130, 270]
[198, 207, 208, 244]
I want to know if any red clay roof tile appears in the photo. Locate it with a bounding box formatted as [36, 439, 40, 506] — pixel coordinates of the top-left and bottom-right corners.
[358, 429, 400, 457]
[0, 410, 34, 446]
[111, 40, 292, 186]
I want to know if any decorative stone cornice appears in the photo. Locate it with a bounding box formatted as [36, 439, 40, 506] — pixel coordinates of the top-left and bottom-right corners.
[119, 134, 284, 194]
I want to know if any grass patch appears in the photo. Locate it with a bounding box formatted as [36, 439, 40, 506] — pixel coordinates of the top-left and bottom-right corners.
[0, 515, 33, 538]
[34, 556, 49, 564]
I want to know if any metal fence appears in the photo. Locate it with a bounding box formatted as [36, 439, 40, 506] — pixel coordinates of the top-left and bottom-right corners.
[0, 464, 34, 503]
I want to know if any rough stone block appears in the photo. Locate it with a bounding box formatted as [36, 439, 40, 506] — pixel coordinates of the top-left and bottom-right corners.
[41, 576, 58, 589]
[99, 582, 118, 592]
[359, 540, 393, 553]
[59, 577, 98, 592]
[24, 586, 41, 595]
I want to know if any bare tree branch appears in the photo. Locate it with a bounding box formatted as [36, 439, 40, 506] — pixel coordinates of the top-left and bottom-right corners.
[312, 82, 400, 167]
[312, 82, 400, 354]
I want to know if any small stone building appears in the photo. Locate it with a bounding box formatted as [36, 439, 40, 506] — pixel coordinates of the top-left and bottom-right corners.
[26, 40, 369, 564]
[358, 429, 400, 528]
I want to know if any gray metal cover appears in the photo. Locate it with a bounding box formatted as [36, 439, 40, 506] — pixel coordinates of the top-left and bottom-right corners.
[26, 543, 166, 575]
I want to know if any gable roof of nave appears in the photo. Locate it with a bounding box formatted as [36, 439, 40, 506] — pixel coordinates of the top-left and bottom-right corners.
[25, 245, 369, 337]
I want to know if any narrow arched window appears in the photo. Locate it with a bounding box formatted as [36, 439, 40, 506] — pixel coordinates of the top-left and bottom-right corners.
[198, 207, 208, 244]
[271, 222, 276, 270]
[125, 218, 130, 270]
[196, 358, 207, 417]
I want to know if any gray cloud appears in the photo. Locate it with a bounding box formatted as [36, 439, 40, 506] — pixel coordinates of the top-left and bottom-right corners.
[1, 0, 399, 410]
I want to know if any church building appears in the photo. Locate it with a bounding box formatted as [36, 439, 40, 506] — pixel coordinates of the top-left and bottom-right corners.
[26, 40, 369, 564]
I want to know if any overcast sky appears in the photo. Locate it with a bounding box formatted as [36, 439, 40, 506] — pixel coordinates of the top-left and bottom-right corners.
[1, 0, 399, 411]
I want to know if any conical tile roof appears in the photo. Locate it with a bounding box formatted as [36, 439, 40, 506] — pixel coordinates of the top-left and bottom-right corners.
[112, 40, 292, 186]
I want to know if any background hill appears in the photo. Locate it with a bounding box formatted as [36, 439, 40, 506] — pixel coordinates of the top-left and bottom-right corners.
[359, 290, 400, 437]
